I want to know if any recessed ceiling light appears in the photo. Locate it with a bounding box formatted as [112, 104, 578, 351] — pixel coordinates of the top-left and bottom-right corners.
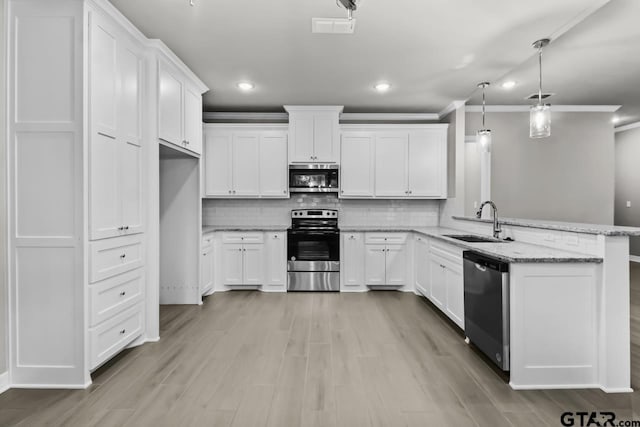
[374, 82, 391, 92]
[501, 80, 517, 90]
[612, 116, 621, 124]
[237, 82, 254, 91]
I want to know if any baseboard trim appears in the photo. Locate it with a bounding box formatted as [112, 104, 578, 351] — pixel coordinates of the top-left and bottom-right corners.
[145, 336, 160, 343]
[509, 382, 599, 391]
[10, 380, 91, 390]
[600, 387, 634, 393]
[630, 255, 640, 263]
[0, 371, 9, 394]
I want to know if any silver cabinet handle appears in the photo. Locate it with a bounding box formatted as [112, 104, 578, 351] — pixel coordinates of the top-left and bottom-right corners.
[97, 131, 116, 139]
[120, 291, 126, 296]
[120, 254, 126, 259]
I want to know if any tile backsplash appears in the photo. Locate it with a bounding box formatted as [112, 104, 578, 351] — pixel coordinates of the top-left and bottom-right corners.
[202, 195, 441, 227]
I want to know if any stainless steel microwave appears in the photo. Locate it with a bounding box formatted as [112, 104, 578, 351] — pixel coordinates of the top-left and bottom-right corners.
[289, 164, 339, 193]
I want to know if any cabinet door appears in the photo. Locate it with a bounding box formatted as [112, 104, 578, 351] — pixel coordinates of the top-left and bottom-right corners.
[158, 64, 183, 146]
[222, 244, 243, 285]
[290, 114, 315, 162]
[343, 233, 364, 288]
[183, 85, 202, 154]
[232, 134, 260, 196]
[120, 140, 143, 235]
[414, 236, 429, 296]
[445, 263, 465, 329]
[408, 130, 445, 197]
[90, 132, 121, 240]
[119, 43, 142, 147]
[242, 245, 264, 285]
[365, 245, 386, 286]
[385, 245, 407, 286]
[340, 133, 374, 197]
[374, 134, 408, 197]
[90, 14, 118, 138]
[429, 255, 446, 310]
[312, 113, 336, 162]
[259, 133, 288, 198]
[201, 245, 214, 295]
[265, 233, 286, 288]
[204, 132, 233, 196]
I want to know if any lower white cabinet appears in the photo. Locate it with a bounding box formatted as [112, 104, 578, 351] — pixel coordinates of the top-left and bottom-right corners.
[264, 232, 287, 291]
[414, 234, 430, 296]
[89, 302, 144, 370]
[428, 242, 464, 329]
[201, 234, 214, 296]
[89, 268, 144, 326]
[220, 233, 264, 286]
[364, 233, 408, 287]
[342, 233, 365, 289]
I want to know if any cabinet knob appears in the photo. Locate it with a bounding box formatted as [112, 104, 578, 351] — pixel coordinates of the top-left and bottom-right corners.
[408, 190, 412, 195]
[118, 226, 124, 231]
[274, 235, 278, 239]
[283, 190, 287, 194]
[120, 254, 126, 259]
[120, 329, 126, 335]
[228, 190, 232, 194]
[185, 140, 190, 145]
[243, 248, 246, 252]
[120, 291, 126, 296]
[233, 190, 236, 194]
[239, 248, 242, 252]
[124, 226, 129, 230]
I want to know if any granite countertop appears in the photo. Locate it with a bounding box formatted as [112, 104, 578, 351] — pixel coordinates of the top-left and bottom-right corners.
[202, 225, 289, 234]
[452, 216, 640, 237]
[343, 226, 603, 264]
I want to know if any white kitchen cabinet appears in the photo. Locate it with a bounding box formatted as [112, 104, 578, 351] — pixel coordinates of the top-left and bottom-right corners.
[428, 242, 464, 329]
[285, 106, 343, 163]
[340, 125, 448, 199]
[265, 232, 287, 291]
[89, 14, 144, 241]
[340, 133, 374, 198]
[374, 133, 409, 197]
[220, 234, 265, 286]
[342, 233, 365, 289]
[364, 233, 408, 287]
[201, 235, 214, 296]
[260, 134, 289, 198]
[414, 234, 430, 297]
[158, 63, 203, 155]
[203, 125, 289, 198]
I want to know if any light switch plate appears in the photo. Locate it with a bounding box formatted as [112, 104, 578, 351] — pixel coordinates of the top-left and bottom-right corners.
[627, 201, 632, 208]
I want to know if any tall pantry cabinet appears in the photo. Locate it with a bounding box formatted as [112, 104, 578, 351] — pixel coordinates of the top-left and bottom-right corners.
[6, 0, 207, 388]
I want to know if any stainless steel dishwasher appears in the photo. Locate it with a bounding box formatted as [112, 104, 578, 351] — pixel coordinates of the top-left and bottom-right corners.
[463, 251, 510, 371]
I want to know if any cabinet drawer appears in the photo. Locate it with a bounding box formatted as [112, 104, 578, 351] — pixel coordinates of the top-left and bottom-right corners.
[90, 235, 144, 283]
[89, 303, 144, 370]
[365, 233, 408, 245]
[89, 269, 144, 327]
[430, 242, 463, 264]
[221, 232, 264, 244]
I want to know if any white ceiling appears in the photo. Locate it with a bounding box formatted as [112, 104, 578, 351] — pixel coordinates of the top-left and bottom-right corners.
[108, 0, 638, 124]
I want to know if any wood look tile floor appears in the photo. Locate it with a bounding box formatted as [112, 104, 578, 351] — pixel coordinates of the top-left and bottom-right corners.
[2, 264, 640, 426]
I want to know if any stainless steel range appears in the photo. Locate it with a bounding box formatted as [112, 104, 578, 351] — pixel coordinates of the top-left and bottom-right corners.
[287, 209, 340, 291]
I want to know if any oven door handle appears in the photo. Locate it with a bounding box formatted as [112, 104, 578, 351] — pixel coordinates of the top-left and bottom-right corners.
[288, 230, 340, 236]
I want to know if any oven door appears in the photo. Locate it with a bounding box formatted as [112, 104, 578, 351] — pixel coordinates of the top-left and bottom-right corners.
[289, 166, 339, 193]
[287, 229, 340, 272]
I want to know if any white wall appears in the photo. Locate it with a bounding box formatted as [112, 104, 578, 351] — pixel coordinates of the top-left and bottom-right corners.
[438, 104, 466, 228]
[615, 126, 640, 256]
[0, 0, 7, 376]
[465, 111, 615, 225]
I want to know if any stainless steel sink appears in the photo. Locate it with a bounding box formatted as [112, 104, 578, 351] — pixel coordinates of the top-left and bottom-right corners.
[443, 234, 509, 243]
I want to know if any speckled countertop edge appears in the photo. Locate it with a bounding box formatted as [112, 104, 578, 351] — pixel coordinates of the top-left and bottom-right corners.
[452, 216, 640, 237]
[203, 225, 288, 233]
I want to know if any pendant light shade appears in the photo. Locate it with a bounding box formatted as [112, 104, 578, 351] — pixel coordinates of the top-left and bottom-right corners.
[477, 82, 491, 152]
[530, 38, 551, 138]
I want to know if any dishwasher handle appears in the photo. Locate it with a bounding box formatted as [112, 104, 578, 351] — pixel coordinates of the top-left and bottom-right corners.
[463, 251, 509, 273]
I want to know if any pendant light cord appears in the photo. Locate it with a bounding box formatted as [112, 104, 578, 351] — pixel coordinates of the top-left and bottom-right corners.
[482, 87, 486, 128]
[538, 46, 543, 105]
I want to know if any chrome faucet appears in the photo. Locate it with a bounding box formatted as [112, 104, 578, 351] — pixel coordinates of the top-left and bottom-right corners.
[476, 201, 502, 239]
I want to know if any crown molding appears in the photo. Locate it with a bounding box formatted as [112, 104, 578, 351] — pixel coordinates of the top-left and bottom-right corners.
[438, 100, 466, 119]
[203, 112, 288, 121]
[203, 123, 288, 130]
[465, 105, 621, 113]
[148, 39, 209, 93]
[614, 121, 640, 133]
[340, 113, 439, 121]
[284, 105, 344, 113]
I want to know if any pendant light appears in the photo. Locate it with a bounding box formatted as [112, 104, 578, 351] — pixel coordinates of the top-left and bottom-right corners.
[530, 38, 551, 138]
[477, 82, 492, 152]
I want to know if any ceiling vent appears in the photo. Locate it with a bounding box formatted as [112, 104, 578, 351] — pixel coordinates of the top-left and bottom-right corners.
[312, 17, 356, 34]
[526, 92, 554, 100]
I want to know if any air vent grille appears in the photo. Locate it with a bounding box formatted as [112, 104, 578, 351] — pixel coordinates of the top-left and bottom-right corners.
[526, 93, 554, 100]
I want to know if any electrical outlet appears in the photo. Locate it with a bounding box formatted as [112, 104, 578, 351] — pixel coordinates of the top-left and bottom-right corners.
[473, 201, 478, 209]
[627, 201, 632, 208]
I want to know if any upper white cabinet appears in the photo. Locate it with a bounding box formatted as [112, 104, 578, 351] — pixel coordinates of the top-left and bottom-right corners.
[89, 12, 144, 241]
[203, 125, 289, 198]
[285, 106, 343, 163]
[158, 62, 204, 155]
[340, 125, 448, 199]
